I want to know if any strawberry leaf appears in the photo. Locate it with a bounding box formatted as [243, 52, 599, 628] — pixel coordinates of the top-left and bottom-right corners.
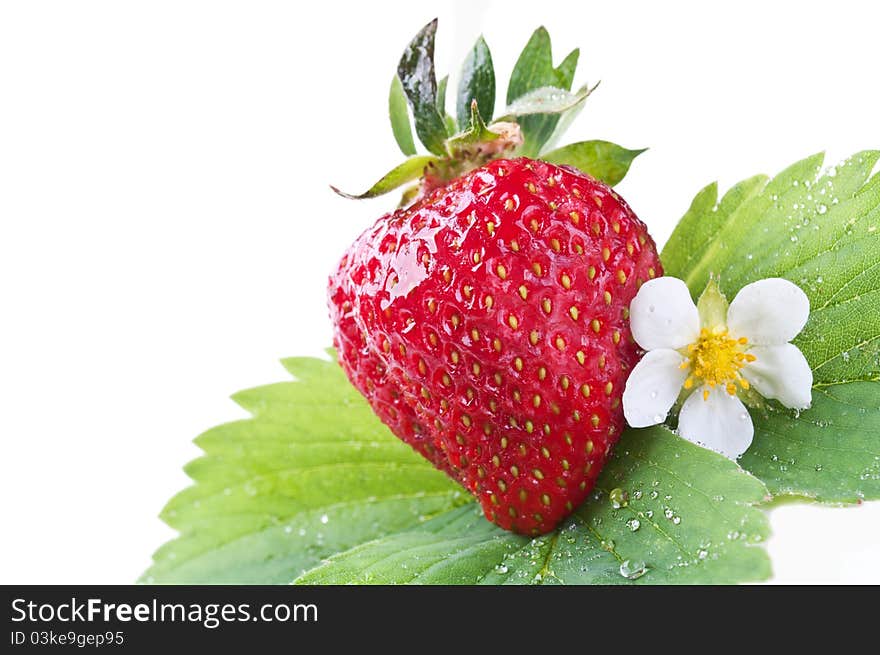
[388, 75, 416, 156]
[555, 49, 580, 90]
[542, 140, 647, 186]
[141, 355, 465, 584]
[507, 28, 581, 157]
[661, 151, 880, 501]
[501, 85, 595, 119]
[143, 355, 770, 584]
[331, 155, 438, 200]
[740, 381, 880, 502]
[456, 35, 496, 131]
[396, 19, 449, 156]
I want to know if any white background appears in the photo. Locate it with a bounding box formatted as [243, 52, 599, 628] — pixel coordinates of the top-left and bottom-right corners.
[1, 0, 878, 584]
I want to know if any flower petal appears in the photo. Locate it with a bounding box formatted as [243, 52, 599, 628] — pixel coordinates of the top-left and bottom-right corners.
[677, 386, 754, 460]
[727, 278, 810, 345]
[623, 349, 689, 427]
[742, 344, 813, 409]
[630, 277, 700, 350]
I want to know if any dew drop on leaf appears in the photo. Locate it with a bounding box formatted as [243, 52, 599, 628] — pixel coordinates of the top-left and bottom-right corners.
[609, 488, 628, 509]
[619, 559, 647, 580]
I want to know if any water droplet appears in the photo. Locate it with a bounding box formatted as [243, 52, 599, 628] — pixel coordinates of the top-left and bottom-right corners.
[817, 204, 828, 215]
[672, 516, 682, 525]
[664, 508, 674, 519]
[619, 559, 648, 580]
[609, 488, 628, 509]
[320, 514, 329, 524]
[601, 539, 616, 552]
[627, 518, 641, 532]
[815, 464, 823, 472]
[284, 525, 293, 534]
[494, 564, 509, 574]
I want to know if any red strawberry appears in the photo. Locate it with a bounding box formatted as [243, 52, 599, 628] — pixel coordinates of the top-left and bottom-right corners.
[327, 20, 660, 534]
[330, 158, 661, 534]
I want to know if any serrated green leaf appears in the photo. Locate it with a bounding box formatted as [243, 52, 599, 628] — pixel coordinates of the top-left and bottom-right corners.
[389, 75, 416, 156]
[142, 355, 771, 585]
[331, 155, 437, 200]
[295, 425, 770, 585]
[142, 355, 464, 584]
[507, 27, 581, 157]
[396, 19, 449, 156]
[542, 140, 646, 186]
[456, 35, 496, 131]
[739, 381, 880, 502]
[661, 151, 880, 385]
[661, 151, 880, 502]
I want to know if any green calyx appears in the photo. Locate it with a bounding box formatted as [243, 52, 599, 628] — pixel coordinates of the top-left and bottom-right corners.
[333, 19, 647, 205]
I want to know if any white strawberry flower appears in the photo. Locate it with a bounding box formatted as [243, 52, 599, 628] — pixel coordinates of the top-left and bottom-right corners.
[622, 276, 813, 460]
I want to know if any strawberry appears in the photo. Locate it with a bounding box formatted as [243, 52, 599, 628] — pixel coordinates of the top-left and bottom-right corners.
[327, 20, 661, 534]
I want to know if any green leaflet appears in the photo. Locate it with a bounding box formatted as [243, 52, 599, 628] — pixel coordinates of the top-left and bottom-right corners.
[739, 382, 880, 502]
[542, 140, 646, 187]
[507, 27, 580, 157]
[456, 35, 496, 131]
[500, 85, 594, 119]
[396, 19, 449, 156]
[330, 155, 438, 200]
[661, 151, 880, 501]
[144, 356, 770, 585]
[388, 75, 416, 156]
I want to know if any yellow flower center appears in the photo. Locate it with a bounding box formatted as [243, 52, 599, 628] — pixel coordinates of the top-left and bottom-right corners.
[681, 327, 757, 399]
